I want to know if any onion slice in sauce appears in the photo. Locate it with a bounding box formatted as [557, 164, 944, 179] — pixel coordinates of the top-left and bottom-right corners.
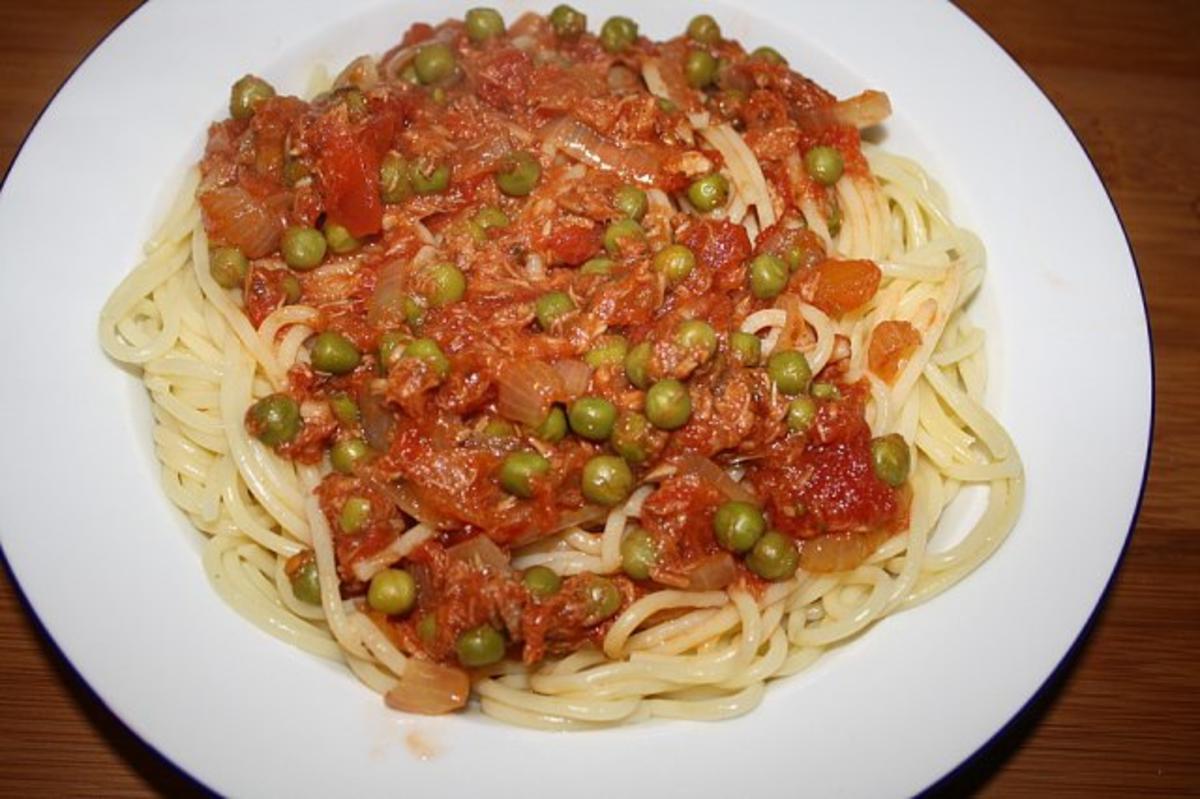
[384, 659, 470, 715]
[796, 90, 892, 130]
[675, 453, 758, 504]
[446, 534, 512, 576]
[497, 360, 562, 427]
[540, 117, 660, 185]
[359, 385, 395, 451]
[552, 358, 591, 398]
[681, 552, 737, 590]
[797, 528, 891, 573]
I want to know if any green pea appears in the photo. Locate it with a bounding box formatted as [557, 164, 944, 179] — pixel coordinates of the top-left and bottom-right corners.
[568, 396, 618, 441]
[403, 295, 426, 327]
[367, 568, 417, 615]
[686, 14, 721, 44]
[330, 392, 360, 425]
[379, 153, 413, 203]
[730, 331, 762, 366]
[416, 613, 437, 644]
[281, 274, 302, 304]
[411, 159, 451, 194]
[414, 42, 456, 84]
[229, 75, 275, 120]
[424, 263, 466, 308]
[603, 218, 645, 256]
[456, 623, 506, 667]
[465, 7, 505, 42]
[398, 64, 420, 85]
[713, 500, 766, 554]
[579, 257, 615, 276]
[599, 16, 638, 53]
[378, 330, 408, 370]
[652, 244, 695, 284]
[330, 438, 370, 474]
[340, 496, 372, 533]
[827, 204, 842, 237]
[675, 319, 717, 361]
[685, 49, 718, 89]
[871, 434, 911, 487]
[403, 338, 450, 378]
[611, 411, 651, 465]
[812, 382, 841, 400]
[751, 46, 787, 66]
[310, 331, 362, 374]
[746, 530, 799, 580]
[581, 455, 634, 506]
[582, 575, 622, 621]
[613, 185, 647, 221]
[494, 151, 541, 197]
[474, 206, 509, 231]
[585, 335, 629, 368]
[523, 565, 562, 597]
[644, 379, 692, 430]
[624, 341, 652, 389]
[749, 253, 788, 299]
[804, 146, 844, 186]
[534, 406, 568, 443]
[687, 173, 729, 212]
[209, 247, 248, 289]
[621, 527, 659, 580]
[499, 451, 551, 498]
[767, 349, 811, 395]
[535, 291, 575, 330]
[323, 221, 360, 254]
[548, 4, 587, 37]
[289, 559, 321, 605]
[250, 393, 300, 446]
[787, 396, 817, 432]
[281, 225, 327, 271]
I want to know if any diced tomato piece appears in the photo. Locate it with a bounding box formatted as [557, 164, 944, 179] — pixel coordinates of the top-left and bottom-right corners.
[540, 218, 600, 266]
[868, 320, 922, 383]
[676, 219, 752, 292]
[798, 258, 881, 316]
[308, 110, 384, 237]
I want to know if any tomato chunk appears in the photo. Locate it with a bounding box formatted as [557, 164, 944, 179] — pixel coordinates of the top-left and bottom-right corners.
[868, 320, 922, 383]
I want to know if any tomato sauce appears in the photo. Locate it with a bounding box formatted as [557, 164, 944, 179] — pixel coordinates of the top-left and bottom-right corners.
[206, 12, 907, 668]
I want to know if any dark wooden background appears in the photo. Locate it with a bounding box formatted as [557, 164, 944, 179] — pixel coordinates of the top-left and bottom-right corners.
[1, 1, 1196, 795]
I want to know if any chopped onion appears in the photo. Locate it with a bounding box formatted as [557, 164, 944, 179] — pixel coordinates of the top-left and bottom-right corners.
[497, 360, 562, 427]
[540, 117, 659, 185]
[333, 55, 379, 91]
[199, 186, 283, 259]
[797, 90, 892, 130]
[447, 534, 512, 576]
[377, 481, 449, 529]
[681, 552, 737, 590]
[675, 453, 757, 504]
[552, 359, 591, 398]
[360, 386, 394, 451]
[384, 659, 470, 715]
[798, 528, 890, 573]
[367, 257, 407, 329]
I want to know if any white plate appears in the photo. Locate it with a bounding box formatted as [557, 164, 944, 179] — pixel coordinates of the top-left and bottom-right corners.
[0, 1, 1150, 796]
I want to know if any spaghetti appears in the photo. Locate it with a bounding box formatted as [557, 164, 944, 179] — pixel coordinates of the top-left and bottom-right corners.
[100, 8, 1022, 728]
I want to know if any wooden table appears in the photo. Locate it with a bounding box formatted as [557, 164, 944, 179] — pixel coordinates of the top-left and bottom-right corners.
[1, 1, 1195, 795]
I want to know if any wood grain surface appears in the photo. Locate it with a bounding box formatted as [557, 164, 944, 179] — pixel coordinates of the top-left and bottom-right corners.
[1, 1, 1196, 795]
